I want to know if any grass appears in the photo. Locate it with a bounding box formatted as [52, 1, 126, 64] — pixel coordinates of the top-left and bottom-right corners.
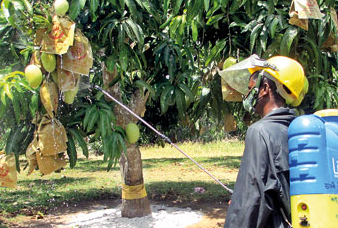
[0, 139, 244, 220]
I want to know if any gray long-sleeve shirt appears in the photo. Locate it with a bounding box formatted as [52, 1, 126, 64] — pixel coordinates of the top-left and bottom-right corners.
[225, 108, 296, 228]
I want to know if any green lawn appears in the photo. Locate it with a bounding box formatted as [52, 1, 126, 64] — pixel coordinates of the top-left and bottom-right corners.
[0, 139, 244, 220]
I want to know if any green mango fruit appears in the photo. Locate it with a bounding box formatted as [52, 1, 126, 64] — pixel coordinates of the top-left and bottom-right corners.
[54, 0, 69, 16]
[41, 52, 56, 73]
[126, 123, 140, 144]
[24, 65, 43, 89]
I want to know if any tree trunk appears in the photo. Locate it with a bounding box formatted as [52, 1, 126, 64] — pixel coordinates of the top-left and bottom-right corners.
[119, 144, 151, 217]
[102, 63, 151, 217]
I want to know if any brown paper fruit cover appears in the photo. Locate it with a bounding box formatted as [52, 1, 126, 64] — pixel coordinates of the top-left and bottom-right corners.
[57, 56, 80, 92]
[224, 114, 237, 133]
[36, 151, 67, 176]
[40, 80, 59, 118]
[0, 151, 17, 188]
[37, 115, 68, 156]
[40, 15, 75, 55]
[61, 29, 93, 76]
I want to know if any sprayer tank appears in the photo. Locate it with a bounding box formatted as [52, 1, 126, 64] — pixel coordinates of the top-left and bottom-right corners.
[288, 109, 338, 228]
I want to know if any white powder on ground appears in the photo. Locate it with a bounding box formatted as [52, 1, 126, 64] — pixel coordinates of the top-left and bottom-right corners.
[59, 204, 203, 228]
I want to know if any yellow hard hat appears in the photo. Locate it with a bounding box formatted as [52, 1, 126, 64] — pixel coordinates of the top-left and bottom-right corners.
[248, 56, 307, 107]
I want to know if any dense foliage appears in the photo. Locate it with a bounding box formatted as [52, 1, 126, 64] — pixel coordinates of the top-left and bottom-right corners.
[1, 0, 338, 170]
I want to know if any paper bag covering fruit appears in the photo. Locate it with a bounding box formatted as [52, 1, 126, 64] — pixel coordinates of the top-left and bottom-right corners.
[36, 151, 67, 176]
[289, 1, 309, 31]
[224, 114, 237, 133]
[322, 8, 338, 52]
[61, 29, 93, 76]
[25, 115, 68, 175]
[37, 115, 68, 156]
[291, 0, 324, 19]
[57, 56, 80, 92]
[40, 15, 75, 54]
[221, 78, 243, 102]
[26, 138, 38, 175]
[26, 138, 67, 176]
[0, 151, 17, 188]
[40, 80, 59, 118]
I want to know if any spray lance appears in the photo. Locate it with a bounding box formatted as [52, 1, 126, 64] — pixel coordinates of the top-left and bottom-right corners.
[79, 77, 233, 194]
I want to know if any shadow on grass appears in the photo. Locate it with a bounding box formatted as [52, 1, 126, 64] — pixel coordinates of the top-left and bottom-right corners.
[146, 180, 235, 202]
[1, 179, 234, 222]
[68, 158, 120, 172]
[1, 180, 121, 215]
[142, 156, 241, 169]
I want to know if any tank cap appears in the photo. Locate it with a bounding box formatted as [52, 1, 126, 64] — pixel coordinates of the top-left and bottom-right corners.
[314, 109, 338, 117]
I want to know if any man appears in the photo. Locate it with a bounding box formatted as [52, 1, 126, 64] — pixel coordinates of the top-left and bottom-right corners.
[219, 55, 308, 228]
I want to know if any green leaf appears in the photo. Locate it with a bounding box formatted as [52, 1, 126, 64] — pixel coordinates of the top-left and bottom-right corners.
[174, 0, 183, 15]
[102, 135, 112, 162]
[29, 92, 38, 117]
[66, 134, 77, 168]
[170, 16, 182, 38]
[205, 39, 226, 66]
[206, 14, 223, 26]
[125, 0, 138, 21]
[134, 80, 155, 98]
[160, 84, 174, 115]
[229, 0, 241, 14]
[0, 103, 5, 119]
[83, 105, 97, 130]
[119, 45, 129, 71]
[204, 0, 210, 12]
[3, 83, 13, 100]
[1, 89, 7, 105]
[119, 0, 125, 9]
[280, 26, 298, 55]
[19, 0, 33, 15]
[187, 0, 202, 22]
[116, 132, 126, 155]
[90, 0, 99, 21]
[134, 0, 161, 22]
[12, 90, 21, 124]
[160, 14, 174, 29]
[221, 0, 230, 8]
[260, 25, 268, 52]
[250, 23, 263, 53]
[125, 19, 144, 45]
[171, 44, 183, 67]
[191, 20, 198, 42]
[269, 17, 279, 38]
[175, 87, 186, 119]
[69, 0, 87, 20]
[164, 46, 170, 67]
[193, 90, 211, 122]
[87, 109, 99, 132]
[68, 128, 89, 158]
[179, 83, 194, 105]
[163, 0, 170, 13]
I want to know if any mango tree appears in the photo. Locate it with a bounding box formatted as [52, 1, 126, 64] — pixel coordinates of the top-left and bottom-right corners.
[1, 0, 338, 218]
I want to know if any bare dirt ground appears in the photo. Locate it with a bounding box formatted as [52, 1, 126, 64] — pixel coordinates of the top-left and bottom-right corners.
[1, 199, 228, 228]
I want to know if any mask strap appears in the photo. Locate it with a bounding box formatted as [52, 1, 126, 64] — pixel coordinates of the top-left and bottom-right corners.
[251, 71, 264, 107]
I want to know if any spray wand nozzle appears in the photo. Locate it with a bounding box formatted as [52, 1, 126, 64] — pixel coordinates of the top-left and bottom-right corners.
[79, 77, 233, 194]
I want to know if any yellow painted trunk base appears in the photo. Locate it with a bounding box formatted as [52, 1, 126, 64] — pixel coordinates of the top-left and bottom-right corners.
[291, 194, 338, 228]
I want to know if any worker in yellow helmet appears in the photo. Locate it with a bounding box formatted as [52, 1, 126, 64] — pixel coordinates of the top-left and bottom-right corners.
[218, 55, 308, 228]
